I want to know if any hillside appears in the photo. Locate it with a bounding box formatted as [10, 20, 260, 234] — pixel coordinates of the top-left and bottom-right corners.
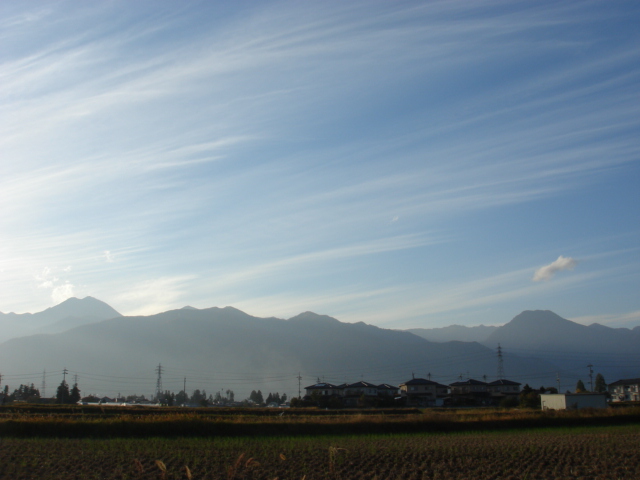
[0, 306, 548, 398]
[0, 297, 121, 343]
[407, 324, 498, 343]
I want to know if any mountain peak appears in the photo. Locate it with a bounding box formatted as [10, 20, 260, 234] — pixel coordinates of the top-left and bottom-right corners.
[509, 310, 568, 324]
[288, 311, 340, 324]
[43, 296, 122, 319]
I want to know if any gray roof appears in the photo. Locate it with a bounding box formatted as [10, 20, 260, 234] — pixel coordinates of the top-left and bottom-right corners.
[304, 382, 338, 390]
[400, 378, 447, 387]
[608, 378, 640, 387]
[488, 379, 521, 386]
[450, 378, 488, 387]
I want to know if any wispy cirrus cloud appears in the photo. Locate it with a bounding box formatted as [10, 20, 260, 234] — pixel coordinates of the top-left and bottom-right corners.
[0, 0, 638, 328]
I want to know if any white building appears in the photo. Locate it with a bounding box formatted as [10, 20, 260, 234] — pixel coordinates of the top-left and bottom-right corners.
[540, 393, 607, 410]
[608, 378, 640, 402]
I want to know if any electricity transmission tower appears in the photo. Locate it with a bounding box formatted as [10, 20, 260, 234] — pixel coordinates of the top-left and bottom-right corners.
[497, 344, 505, 380]
[155, 364, 163, 401]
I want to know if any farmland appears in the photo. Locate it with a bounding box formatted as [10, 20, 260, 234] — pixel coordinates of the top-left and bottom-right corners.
[1, 406, 639, 479]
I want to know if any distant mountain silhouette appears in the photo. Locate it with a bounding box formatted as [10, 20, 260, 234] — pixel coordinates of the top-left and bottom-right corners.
[0, 306, 549, 399]
[0, 297, 121, 342]
[480, 310, 640, 382]
[1, 302, 637, 398]
[405, 310, 640, 388]
[407, 324, 498, 343]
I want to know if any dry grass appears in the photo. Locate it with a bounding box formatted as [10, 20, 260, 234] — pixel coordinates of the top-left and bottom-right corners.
[0, 404, 638, 438]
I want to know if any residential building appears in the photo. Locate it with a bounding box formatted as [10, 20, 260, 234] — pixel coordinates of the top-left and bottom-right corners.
[399, 378, 447, 407]
[487, 379, 521, 394]
[304, 382, 340, 397]
[449, 378, 488, 394]
[608, 378, 640, 402]
[304, 381, 398, 407]
[449, 379, 490, 406]
[377, 384, 400, 397]
[341, 381, 382, 407]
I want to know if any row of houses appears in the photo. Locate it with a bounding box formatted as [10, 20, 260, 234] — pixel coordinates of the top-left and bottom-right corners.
[305, 376, 640, 408]
[305, 377, 522, 407]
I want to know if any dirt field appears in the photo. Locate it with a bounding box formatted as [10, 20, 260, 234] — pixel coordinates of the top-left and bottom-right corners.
[2, 425, 639, 479]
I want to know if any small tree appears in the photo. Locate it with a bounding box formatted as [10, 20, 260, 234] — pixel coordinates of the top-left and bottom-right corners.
[191, 389, 205, 404]
[69, 383, 81, 404]
[56, 380, 70, 404]
[594, 373, 607, 393]
[575, 380, 587, 393]
[175, 390, 189, 405]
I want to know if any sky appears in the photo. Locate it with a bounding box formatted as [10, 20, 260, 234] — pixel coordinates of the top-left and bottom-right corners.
[2, 0, 639, 330]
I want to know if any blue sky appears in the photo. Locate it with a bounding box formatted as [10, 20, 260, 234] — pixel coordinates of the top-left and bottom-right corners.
[1, 0, 639, 329]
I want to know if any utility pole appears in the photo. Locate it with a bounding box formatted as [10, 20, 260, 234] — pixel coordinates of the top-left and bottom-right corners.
[556, 372, 560, 393]
[63, 368, 68, 383]
[155, 363, 163, 401]
[427, 372, 431, 381]
[297, 372, 302, 399]
[41, 369, 46, 398]
[183, 377, 186, 395]
[587, 364, 594, 392]
[497, 344, 505, 380]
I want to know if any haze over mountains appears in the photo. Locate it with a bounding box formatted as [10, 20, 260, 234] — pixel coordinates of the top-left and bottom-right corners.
[0, 298, 638, 399]
[0, 297, 121, 343]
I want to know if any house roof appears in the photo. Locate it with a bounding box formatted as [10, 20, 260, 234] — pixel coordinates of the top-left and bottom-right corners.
[400, 378, 447, 387]
[377, 383, 399, 390]
[488, 379, 521, 386]
[344, 381, 378, 389]
[608, 378, 640, 387]
[304, 382, 337, 390]
[450, 378, 488, 386]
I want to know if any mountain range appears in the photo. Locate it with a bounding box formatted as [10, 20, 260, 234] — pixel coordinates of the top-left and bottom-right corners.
[0, 296, 121, 343]
[0, 298, 638, 399]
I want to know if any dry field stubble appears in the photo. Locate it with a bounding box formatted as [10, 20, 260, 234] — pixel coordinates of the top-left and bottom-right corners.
[1, 425, 639, 480]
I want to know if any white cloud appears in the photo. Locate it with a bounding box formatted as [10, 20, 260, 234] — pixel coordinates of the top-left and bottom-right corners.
[533, 255, 578, 282]
[114, 275, 196, 316]
[103, 251, 114, 263]
[51, 283, 74, 304]
[34, 266, 75, 304]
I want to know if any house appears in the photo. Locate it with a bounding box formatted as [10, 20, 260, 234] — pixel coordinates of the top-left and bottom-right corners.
[540, 393, 608, 410]
[341, 381, 381, 407]
[304, 381, 399, 407]
[449, 378, 488, 394]
[399, 378, 447, 407]
[487, 379, 521, 394]
[608, 378, 640, 402]
[487, 379, 521, 405]
[448, 379, 491, 406]
[304, 382, 340, 397]
[377, 384, 399, 397]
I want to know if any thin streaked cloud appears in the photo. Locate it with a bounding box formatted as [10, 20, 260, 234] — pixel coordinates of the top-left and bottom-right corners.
[0, 0, 638, 328]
